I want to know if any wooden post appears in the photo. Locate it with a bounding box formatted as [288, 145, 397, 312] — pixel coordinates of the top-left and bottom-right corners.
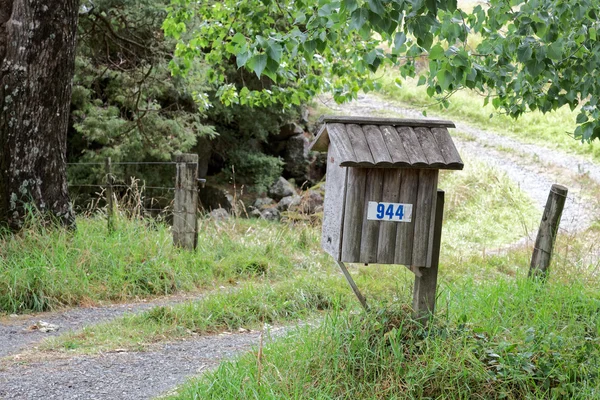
[105, 157, 114, 233]
[173, 153, 199, 250]
[335, 260, 368, 311]
[529, 184, 568, 279]
[413, 190, 444, 323]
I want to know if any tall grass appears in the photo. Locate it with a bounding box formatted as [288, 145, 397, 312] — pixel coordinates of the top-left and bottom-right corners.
[0, 213, 323, 314]
[168, 278, 600, 399]
[0, 157, 537, 314]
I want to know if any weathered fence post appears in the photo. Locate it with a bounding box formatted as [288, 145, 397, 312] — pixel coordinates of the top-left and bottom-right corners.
[173, 153, 199, 250]
[529, 184, 568, 279]
[413, 189, 444, 323]
[105, 157, 114, 233]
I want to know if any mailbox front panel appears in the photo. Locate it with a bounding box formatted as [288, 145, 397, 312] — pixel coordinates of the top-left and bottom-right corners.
[339, 168, 438, 267]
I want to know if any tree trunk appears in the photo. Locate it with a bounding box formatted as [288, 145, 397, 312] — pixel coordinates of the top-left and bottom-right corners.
[0, 0, 79, 230]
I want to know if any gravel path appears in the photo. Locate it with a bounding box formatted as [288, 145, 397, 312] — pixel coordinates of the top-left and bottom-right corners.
[0, 328, 281, 400]
[0, 293, 211, 359]
[3, 92, 600, 399]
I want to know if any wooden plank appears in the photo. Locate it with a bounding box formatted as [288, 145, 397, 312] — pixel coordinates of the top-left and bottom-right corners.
[529, 184, 568, 279]
[413, 127, 445, 167]
[377, 169, 402, 264]
[359, 169, 384, 263]
[362, 125, 393, 166]
[394, 169, 419, 265]
[173, 153, 199, 250]
[412, 170, 438, 267]
[327, 123, 357, 164]
[346, 124, 375, 165]
[319, 115, 456, 128]
[413, 190, 444, 324]
[321, 144, 348, 261]
[431, 127, 464, 170]
[396, 127, 428, 167]
[308, 124, 328, 152]
[341, 168, 368, 263]
[105, 157, 114, 234]
[336, 260, 368, 311]
[380, 125, 411, 166]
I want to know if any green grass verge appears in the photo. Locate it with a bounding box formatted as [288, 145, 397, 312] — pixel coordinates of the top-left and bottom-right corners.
[0, 215, 324, 314]
[167, 278, 600, 400]
[376, 75, 600, 162]
[0, 155, 537, 315]
[440, 160, 538, 253]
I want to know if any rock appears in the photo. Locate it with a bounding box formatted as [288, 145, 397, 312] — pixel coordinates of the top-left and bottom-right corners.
[300, 107, 310, 125]
[261, 208, 280, 221]
[199, 184, 233, 211]
[268, 177, 296, 200]
[209, 208, 229, 222]
[301, 190, 324, 214]
[277, 195, 301, 212]
[28, 321, 59, 332]
[249, 209, 262, 218]
[283, 133, 311, 183]
[253, 197, 275, 209]
[271, 122, 304, 141]
[249, 207, 280, 221]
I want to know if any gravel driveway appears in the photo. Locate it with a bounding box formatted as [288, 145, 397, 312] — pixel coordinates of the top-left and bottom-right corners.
[3, 93, 600, 399]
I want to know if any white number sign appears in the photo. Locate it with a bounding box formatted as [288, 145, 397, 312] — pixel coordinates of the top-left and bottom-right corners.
[367, 201, 413, 222]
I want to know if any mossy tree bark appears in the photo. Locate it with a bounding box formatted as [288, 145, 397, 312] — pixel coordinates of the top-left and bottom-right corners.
[0, 0, 78, 230]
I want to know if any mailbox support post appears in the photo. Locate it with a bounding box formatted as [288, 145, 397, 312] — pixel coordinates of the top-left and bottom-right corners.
[413, 190, 444, 324]
[335, 260, 368, 311]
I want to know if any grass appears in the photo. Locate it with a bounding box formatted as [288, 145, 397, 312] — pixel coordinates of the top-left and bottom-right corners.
[440, 160, 538, 253]
[0, 213, 324, 314]
[167, 277, 600, 399]
[0, 158, 536, 315]
[42, 267, 412, 354]
[376, 74, 600, 162]
[37, 161, 540, 355]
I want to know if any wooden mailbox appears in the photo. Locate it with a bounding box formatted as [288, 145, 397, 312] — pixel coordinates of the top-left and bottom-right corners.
[310, 115, 463, 271]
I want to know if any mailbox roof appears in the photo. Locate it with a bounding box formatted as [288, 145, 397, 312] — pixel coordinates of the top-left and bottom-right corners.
[309, 115, 463, 170]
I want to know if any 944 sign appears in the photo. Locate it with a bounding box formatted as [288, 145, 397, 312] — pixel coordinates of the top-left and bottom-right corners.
[367, 202, 413, 223]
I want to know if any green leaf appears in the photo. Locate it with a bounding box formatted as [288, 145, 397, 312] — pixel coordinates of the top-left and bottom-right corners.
[236, 51, 251, 68]
[525, 59, 545, 77]
[436, 68, 453, 90]
[318, 3, 336, 17]
[417, 75, 427, 86]
[547, 42, 563, 61]
[231, 32, 246, 45]
[425, 0, 437, 15]
[248, 54, 268, 77]
[417, 32, 433, 50]
[350, 8, 369, 31]
[368, 0, 385, 15]
[517, 44, 533, 62]
[447, 0, 457, 13]
[590, 27, 597, 41]
[341, 0, 358, 13]
[266, 41, 282, 62]
[429, 44, 445, 60]
[576, 112, 589, 124]
[393, 32, 406, 53]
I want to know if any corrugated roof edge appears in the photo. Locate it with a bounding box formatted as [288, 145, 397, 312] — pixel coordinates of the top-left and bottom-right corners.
[318, 115, 455, 128]
[309, 115, 456, 153]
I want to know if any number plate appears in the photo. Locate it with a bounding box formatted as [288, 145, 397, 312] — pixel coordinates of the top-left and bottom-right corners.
[367, 202, 413, 222]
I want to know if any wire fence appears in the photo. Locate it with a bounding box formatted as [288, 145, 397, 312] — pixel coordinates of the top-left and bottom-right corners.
[66, 160, 179, 219]
[66, 155, 202, 249]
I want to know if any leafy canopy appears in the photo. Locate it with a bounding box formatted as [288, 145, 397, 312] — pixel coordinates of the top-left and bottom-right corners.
[164, 0, 600, 141]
